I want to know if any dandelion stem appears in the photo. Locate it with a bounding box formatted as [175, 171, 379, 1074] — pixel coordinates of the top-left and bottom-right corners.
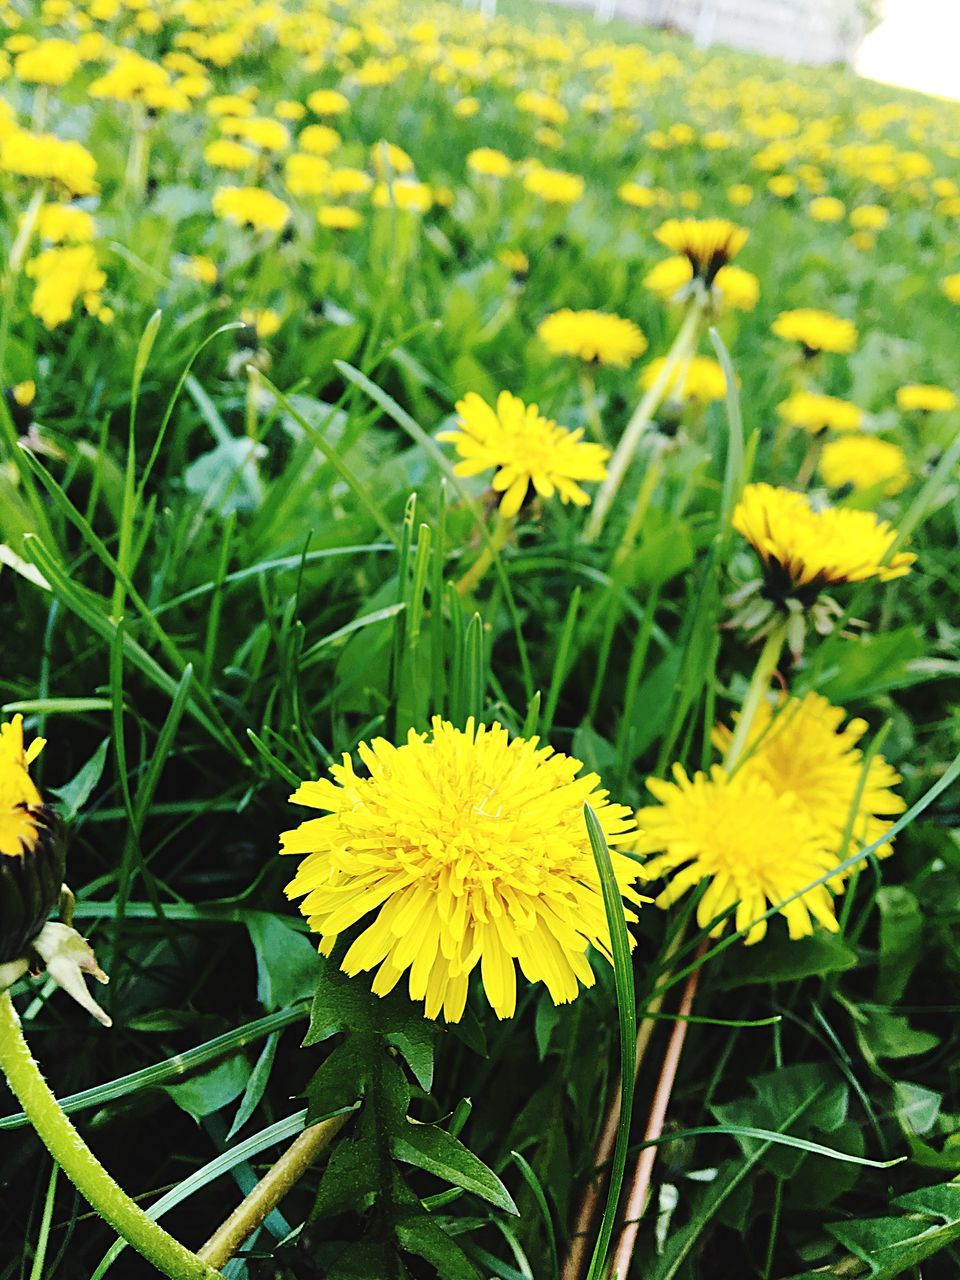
[0, 992, 221, 1280]
[722, 622, 787, 772]
[606, 941, 707, 1280]
[578, 368, 608, 445]
[586, 296, 705, 544]
[561, 923, 685, 1280]
[198, 1112, 351, 1269]
[456, 510, 513, 595]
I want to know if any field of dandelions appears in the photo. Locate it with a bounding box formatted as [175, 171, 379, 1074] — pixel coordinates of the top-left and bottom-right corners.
[2, 0, 960, 1277]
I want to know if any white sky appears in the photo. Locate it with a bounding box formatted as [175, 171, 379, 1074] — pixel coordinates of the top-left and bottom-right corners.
[856, 0, 960, 100]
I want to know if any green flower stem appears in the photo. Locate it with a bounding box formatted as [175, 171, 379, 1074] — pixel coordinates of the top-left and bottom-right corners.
[577, 368, 608, 445]
[197, 1112, 351, 1269]
[722, 622, 788, 772]
[586, 295, 705, 544]
[0, 992, 222, 1280]
[796, 432, 823, 488]
[456, 510, 513, 596]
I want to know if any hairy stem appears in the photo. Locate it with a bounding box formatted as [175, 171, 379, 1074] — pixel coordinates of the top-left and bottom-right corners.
[0, 992, 221, 1280]
[198, 1112, 351, 1269]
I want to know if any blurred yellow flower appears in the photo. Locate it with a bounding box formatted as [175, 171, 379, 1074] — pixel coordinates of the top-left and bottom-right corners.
[642, 355, 727, 404]
[808, 195, 845, 222]
[654, 217, 748, 284]
[467, 147, 512, 179]
[776, 390, 863, 434]
[772, 308, 857, 355]
[306, 88, 349, 116]
[212, 185, 291, 233]
[819, 435, 909, 496]
[178, 255, 218, 285]
[896, 384, 957, 413]
[537, 309, 647, 368]
[26, 244, 106, 328]
[733, 482, 915, 591]
[318, 204, 362, 229]
[849, 204, 889, 231]
[523, 166, 583, 204]
[242, 307, 281, 339]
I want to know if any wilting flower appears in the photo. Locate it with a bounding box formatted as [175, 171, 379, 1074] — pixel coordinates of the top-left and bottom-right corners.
[776, 390, 863, 435]
[282, 718, 642, 1021]
[820, 435, 909, 496]
[635, 765, 841, 944]
[0, 717, 65, 964]
[653, 217, 748, 285]
[537, 309, 647, 368]
[440, 391, 609, 517]
[772, 308, 858, 355]
[713, 692, 904, 864]
[895, 384, 957, 413]
[212, 185, 291, 233]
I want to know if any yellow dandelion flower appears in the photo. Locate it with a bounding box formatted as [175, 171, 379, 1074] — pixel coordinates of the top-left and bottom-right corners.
[497, 248, 529, 276]
[203, 138, 257, 171]
[326, 167, 373, 198]
[713, 264, 760, 311]
[619, 181, 657, 208]
[307, 88, 349, 116]
[467, 147, 513, 179]
[820, 435, 909, 496]
[372, 179, 433, 214]
[644, 255, 693, 302]
[850, 204, 889, 231]
[941, 274, 960, 304]
[298, 123, 342, 157]
[0, 716, 64, 963]
[714, 692, 904, 863]
[653, 217, 748, 284]
[12, 380, 35, 407]
[733, 482, 915, 593]
[727, 183, 754, 206]
[537, 309, 647, 368]
[14, 37, 80, 86]
[212, 186, 291, 234]
[453, 96, 480, 118]
[438, 390, 609, 518]
[0, 129, 97, 196]
[896, 384, 957, 413]
[33, 202, 96, 244]
[222, 116, 289, 152]
[636, 765, 841, 945]
[275, 100, 306, 121]
[641, 355, 728, 405]
[26, 244, 106, 329]
[768, 174, 799, 199]
[809, 195, 845, 222]
[178, 255, 218, 285]
[371, 139, 413, 177]
[283, 152, 331, 197]
[523, 166, 584, 204]
[281, 718, 642, 1022]
[242, 307, 281, 339]
[318, 204, 362, 229]
[776, 390, 863, 435]
[515, 88, 568, 126]
[772, 308, 858, 355]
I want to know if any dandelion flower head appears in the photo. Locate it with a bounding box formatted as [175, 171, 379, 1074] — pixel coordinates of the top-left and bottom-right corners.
[282, 718, 643, 1022]
[713, 692, 905, 864]
[819, 435, 909, 496]
[439, 390, 609, 517]
[653, 217, 748, 284]
[733, 482, 915, 594]
[776, 391, 863, 435]
[772, 308, 858, 355]
[636, 764, 841, 945]
[537, 309, 648, 368]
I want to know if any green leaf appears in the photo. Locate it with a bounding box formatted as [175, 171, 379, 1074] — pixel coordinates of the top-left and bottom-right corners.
[823, 1180, 960, 1279]
[49, 738, 109, 822]
[395, 1213, 480, 1280]
[858, 1009, 940, 1059]
[392, 1121, 518, 1214]
[162, 1054, 250, 1122]
[875, 885, 924, 1003]
[715, 930, 858, 987]
[246, 914, 322, 1011]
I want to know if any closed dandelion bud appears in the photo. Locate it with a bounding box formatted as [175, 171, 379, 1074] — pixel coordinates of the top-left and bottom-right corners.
[0, 716, 65, 964]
